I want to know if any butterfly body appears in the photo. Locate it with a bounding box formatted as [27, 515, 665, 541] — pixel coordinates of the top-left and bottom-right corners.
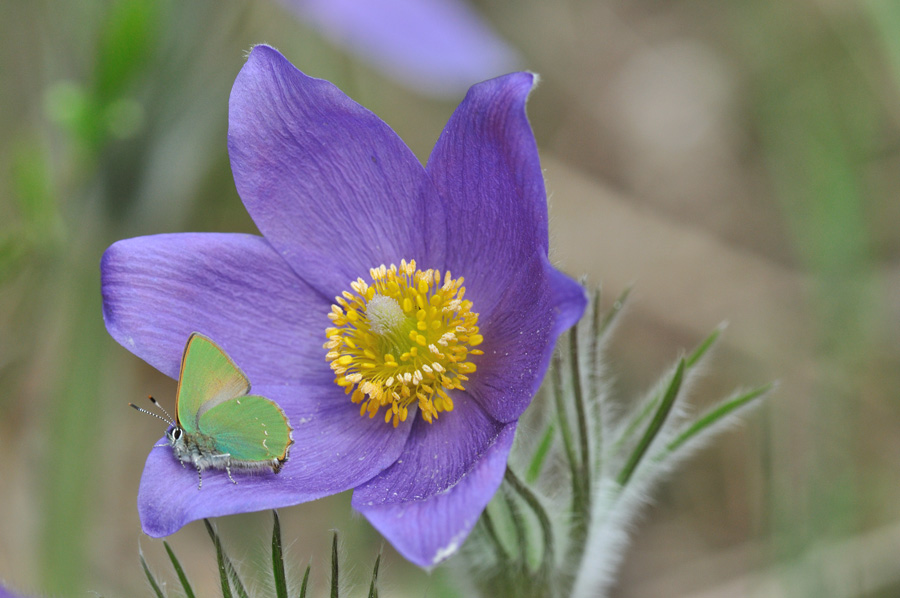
[167, 425, 285, 478]
[134, 333, 293, 488]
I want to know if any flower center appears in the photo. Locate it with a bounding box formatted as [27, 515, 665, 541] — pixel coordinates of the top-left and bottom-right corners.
[324, 259, 482, 427]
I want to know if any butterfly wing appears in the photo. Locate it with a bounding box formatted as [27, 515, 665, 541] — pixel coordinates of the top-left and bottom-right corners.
[176, 333, 250, 435]
[197, 395, 293, 462]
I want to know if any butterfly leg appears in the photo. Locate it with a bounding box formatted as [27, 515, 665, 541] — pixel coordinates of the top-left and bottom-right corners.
[196, 465, 203, 490]
[226, 463, 237, 485]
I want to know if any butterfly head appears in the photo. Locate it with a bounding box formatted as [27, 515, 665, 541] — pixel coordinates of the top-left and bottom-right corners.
[165, 425, 186, 448]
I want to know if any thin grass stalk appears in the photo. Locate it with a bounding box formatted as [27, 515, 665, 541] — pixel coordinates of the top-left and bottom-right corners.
[299, 564, 311, 598]
[367, 553, 382, 598]
[658, 384, 772, 457]
[139, 549, 166, 598]
[163, 541, 195, 598]
[271, 511, 288, 598]
[616, 359, 685, 486]
[204, 520, 234, 598]
[331, 532, 339, 598]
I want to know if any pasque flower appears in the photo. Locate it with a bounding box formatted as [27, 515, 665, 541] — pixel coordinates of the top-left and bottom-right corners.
[101, 45, 586, 566]
[277, 0, 519, 97]
[0, 584, 30, 598]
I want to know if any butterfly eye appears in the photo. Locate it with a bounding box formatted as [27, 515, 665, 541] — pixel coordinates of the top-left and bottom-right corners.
[171, 428, 183, 441]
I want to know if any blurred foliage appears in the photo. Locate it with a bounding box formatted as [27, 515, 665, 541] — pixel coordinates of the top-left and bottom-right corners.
[1, 0, 899, 596]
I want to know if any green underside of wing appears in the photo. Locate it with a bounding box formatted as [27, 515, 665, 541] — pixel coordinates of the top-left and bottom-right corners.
[177, 334, 250, 434]
[198, 395, 292, 462]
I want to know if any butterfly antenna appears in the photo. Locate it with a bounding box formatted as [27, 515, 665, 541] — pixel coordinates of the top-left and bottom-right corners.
[147, 395, 175, 422]
[129, 403, 172, 424]
[130, 396, 174, 425]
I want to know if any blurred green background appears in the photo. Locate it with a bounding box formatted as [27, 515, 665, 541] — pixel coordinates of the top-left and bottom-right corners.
[2, 0, 899, 596]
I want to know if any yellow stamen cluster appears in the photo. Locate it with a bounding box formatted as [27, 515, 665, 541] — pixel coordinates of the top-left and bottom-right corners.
[324, 259, 483, 427]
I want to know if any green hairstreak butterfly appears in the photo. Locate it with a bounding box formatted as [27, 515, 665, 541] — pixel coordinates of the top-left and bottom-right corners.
[131, 333, 293, 488]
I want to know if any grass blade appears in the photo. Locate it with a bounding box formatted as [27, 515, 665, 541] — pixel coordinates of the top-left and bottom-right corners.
[596, 286, 632, 342]
[612, 328, 720, 454]
[685, 324, 724, 368]
[271, 511, 288, 598]
[525, 420, 556, 484]
[616, 359, 685, 486]
[205, 519, 249, 598]
[204, 520, 234, 598]
[367, 552, 382, 598]
[659, 384, 772, 457]
[163, 541, 195, 598]
[139, 548, 166, 598]
[331, 531, 340, 598]
[299, 564, 311, 598]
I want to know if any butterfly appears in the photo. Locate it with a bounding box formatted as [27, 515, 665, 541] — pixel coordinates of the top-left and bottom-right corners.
[131, 333, 293, 489]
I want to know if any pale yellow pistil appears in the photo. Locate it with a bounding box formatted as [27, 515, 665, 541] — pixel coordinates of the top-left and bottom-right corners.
[324, 259, 483, 427]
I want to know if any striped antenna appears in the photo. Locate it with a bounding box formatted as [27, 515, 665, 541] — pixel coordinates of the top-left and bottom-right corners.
[129, 395, 174, 426]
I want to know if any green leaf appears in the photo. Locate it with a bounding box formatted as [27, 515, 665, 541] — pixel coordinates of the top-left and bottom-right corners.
[616, 359, 685, 486]
[139, 548, 166, 598]
[525, 420, 556, 484]
[331, 532, 340, 598]
[299, 564, 311, 598]
[163, 541, 195, 598]
[94, 0, 161, 103]
[367, 552, 382, 598]
[657, 384, 772, 458]
[271, 511, 288, 598]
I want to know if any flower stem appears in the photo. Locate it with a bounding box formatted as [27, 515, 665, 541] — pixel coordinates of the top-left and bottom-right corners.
[569, 326, 592, 510]
[551, 354, 581, 502]
[502, 489, 529, 564]
[480, 509, 510, 564]
[505, 466, 555, 573]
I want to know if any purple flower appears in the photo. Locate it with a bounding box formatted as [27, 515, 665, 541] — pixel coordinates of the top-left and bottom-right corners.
[278, 0, 519, 97]
[102, 45, 586, 567]
[0, 584, 30, 598]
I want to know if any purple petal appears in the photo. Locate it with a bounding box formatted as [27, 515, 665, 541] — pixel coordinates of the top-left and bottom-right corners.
[426, 72, 547, 318]
[0, 584, 29, 598]
[468, 254, 587, 423]
[101, 233, 332, 385]
[280, 0, 519, 97]
[228, 45, 446, 298]
[138, 382, 412, 537]
[426, 72, 587, 421]
[352, 393, 515, 566]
